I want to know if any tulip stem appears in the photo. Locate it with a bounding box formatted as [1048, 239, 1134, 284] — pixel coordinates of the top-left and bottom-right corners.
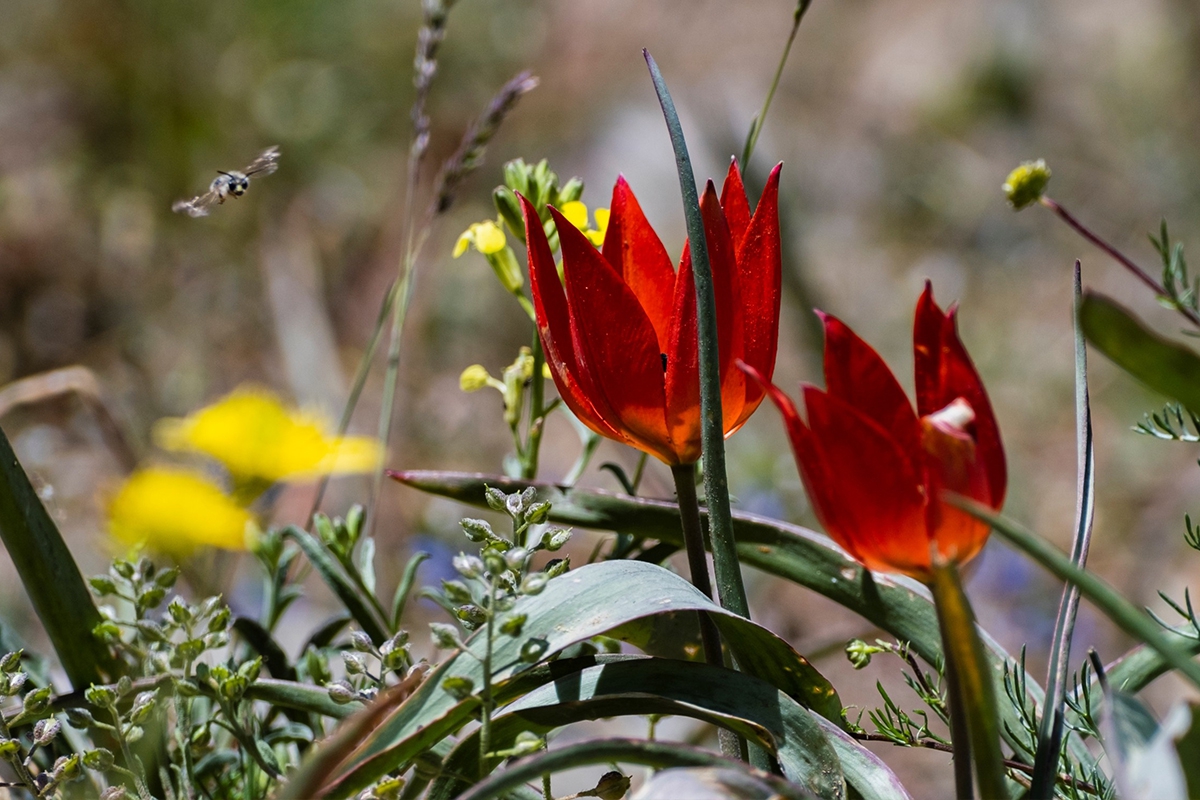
[646, 51, 752, 627]
[522, 334, 547, 480]
[670, 464, 724, 669]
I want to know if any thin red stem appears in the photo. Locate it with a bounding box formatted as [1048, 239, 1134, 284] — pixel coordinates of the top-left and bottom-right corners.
[1040, 196, 1200, 328]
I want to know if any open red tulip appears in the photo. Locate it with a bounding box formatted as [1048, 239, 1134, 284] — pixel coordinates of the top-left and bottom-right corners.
[740, 283, 1006, 579]
[523, 159, 782, 465]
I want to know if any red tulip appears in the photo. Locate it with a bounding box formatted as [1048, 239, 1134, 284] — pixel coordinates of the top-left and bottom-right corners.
[740, 283, 1006, 579]
[523, 160, 782, 465]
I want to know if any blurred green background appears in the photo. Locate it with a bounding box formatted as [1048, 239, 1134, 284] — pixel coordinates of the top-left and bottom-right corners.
[3, 0, 1200, 793]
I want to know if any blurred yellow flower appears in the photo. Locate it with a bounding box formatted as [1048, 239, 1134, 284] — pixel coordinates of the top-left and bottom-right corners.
[108, 467, 254, 553]
[453, 220, 507, 257]
[154, 387, 382, 486]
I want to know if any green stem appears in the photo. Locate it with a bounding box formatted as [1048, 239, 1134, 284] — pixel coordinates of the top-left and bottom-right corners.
[630, 452, 648, 495]
[930, 560, 1009, 800]
[523, 334, 546, 480]
[645, 51, 751, 624]
[308, 276, 399, 525]
[668, 466, 726, 673]
[176, 688, 196, 800]
[0, 715, 38, 794]
[110, 706, 155, 800]
[740, 0, 812, 167]
[369, 257, 418, 536]
[479, 578, 498, 777]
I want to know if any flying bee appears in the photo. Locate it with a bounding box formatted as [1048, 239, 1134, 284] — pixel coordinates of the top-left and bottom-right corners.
[172, 146, 281, 217]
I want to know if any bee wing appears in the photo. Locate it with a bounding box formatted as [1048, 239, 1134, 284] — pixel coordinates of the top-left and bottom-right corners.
[172, 188, 221, 217]
[243, 145, 281, 177]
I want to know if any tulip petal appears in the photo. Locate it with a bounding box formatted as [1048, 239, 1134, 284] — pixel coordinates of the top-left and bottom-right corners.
[819, 310, 921, 457]
[663, 254, 702, 464]
[699, 181, 746, 431]
[551, 205, 675, 462]
[913, 281, 948, 417]
[730, 163, 783, 428]
[522, 195, 624, 443]
[913, 282, 1006, 506]
[601, 176, 677, 353]
[719, 158, 752, 246]
[921, 402, 993, 566]
[801, 387, 932, 577]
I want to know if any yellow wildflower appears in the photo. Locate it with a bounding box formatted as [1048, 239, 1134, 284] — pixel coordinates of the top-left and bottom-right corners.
[588, 207, 610, 247]
[560, 201, 590, 231]
[108, 467, 254, 553]
[560, 201, 608, 247]
[154, 387, 382, 486]
[453, 220, 507, 257]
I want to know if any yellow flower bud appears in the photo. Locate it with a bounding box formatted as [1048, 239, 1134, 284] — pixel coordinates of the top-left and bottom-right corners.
[459, 365, 493, 392]
[586, 207, 610, 247]
[1002, 160, 1051, 210]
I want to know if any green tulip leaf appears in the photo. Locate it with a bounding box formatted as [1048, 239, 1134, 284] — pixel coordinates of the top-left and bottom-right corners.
[454, 738, 818, 800]
[427, 656, 876, 800]
[390, 470, 1086, 765]
[1078, 291, 1200, 412]
[313, 560, 838, 798]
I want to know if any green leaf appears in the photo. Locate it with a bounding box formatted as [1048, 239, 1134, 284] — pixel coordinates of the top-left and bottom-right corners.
[0, 425, 117, 689]
[427, 657, 858, 800]
[954, 498, 1200, 692]
[638, 767, 807, 800]
[317, 561, 839, 798]
[281, 526, 388, 645]
[645, 49, 751, 628]
[453, 738, 818, 800]
[1078, 291, 1200, 412]
[930, 560, 1008, 800]
[390, 470, 1084, 764]
[233, 617, 297, 681]
[391, 550, 430, 629]
[246, 678, 359, 720]
[275, 665, 430, 800]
